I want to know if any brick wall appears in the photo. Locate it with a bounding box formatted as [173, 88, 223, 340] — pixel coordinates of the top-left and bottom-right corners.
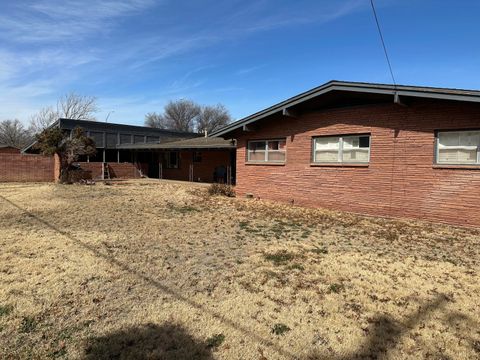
[0, 153, 54, 182]
[76, 162, 142, 179]
[0, 147, 20, 154]
[110, 163, 142, 179]
[233, 100, 480, 227]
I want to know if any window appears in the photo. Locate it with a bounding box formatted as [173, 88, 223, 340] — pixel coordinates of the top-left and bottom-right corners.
[164, 151, 179, 169]
[89, 131, 104, 148]
[106, 133, 118, 148]
[436, 130, 480, 165]
[146, 136, 160, 144]
[247, 139, 286, 163]
[313, 135, 370, 164]
[134, 135, 145, 144]
[193, 151, 202, 163]
[120, 134, 132, 144]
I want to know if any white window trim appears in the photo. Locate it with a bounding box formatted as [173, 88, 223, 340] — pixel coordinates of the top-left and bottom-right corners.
[247, 139, 286, 163]
[435, 130, 480, 165]
[312, 135, 371, 164]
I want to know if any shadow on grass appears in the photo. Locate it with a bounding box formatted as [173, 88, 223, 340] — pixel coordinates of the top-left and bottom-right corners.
[0, 195, 292, 358]
[305, 294, 452, 360]
[84, 323, 214, 360]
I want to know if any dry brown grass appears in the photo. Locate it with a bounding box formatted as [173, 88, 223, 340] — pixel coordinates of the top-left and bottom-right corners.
[0, 180, 479, 359]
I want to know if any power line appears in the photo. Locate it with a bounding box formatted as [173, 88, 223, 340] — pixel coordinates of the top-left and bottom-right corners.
[370, 0, 397, 87]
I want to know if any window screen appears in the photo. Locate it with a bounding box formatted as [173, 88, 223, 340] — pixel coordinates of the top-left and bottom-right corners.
[313, 135, 370, 163]
[437, 130, 480, 165]
[247, 139, 286, 162]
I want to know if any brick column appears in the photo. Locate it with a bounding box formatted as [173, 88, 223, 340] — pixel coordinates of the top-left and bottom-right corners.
[53, 153, 61, 182]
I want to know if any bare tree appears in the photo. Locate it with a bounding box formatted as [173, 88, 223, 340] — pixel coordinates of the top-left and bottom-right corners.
[145, 100, 231, 133]
[29, 106, 58, 134]
[58, 92, 98, 120]
[30, 92, 99, 134]
[163, 99, 201, 132]
[0, 119, 33, 148]
[145, 112, 168, 129]
[197, 104, 231, 134]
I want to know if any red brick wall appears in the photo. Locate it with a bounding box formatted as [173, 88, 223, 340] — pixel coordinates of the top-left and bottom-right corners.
[76, 162, 142, 179]
[0, 153, 54, 182]
[162, 150, 231, 183]
[233, 100, 480, 227]
[0, 147, 20, 154]
[109, 163, 142, 179]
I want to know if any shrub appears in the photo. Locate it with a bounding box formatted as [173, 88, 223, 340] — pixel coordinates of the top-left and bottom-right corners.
[206, 333, 225, 348]
[208, 183, 235, 197]
[264, 250, 296, 265]
[271, 323, 291, 335]
[66, 166, 92, 183]
[328, 283, 345, 294]
[311, 247, 328, 255]
[19, 316, 37, 333]
[0, 304, 13, 317]
[287, 263, 305, 271]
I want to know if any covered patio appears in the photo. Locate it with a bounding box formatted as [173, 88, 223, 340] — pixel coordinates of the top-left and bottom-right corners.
[116, 137, 236, 184]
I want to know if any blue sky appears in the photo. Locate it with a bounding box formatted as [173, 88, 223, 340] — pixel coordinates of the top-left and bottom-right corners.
[1, 0, 479, 126]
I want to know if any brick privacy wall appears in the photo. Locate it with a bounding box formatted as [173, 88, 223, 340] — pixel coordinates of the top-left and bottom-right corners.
[0, 147, 21, 154]
[0, 153, 54, 182]
[109, 163, 142, 179]
[162, 150, 231, 183]
[77, 162, 142, 179]
[233, 100, 480, 227]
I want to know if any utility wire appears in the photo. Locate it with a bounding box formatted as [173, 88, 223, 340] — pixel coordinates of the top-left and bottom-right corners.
[370, 0, 397, 87]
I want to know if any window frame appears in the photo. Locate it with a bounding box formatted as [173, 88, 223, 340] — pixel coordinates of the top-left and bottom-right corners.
[193, 151, 202, 163]
[311, 133, 371, 165]
[165, 151, 179, 169]
[434, 129, 480, 166]
[247, 138, 286, 164]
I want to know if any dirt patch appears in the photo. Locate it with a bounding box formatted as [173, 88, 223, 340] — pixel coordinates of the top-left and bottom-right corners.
[0, 180, 479, 359]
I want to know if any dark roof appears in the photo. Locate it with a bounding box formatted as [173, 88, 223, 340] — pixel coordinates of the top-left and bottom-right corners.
[57, 118, 195, 136]
[22, 118, 197, 153]
[117, 136, 235, 150]
[0, 144, 19, 149]
[210, 80, 480, 137]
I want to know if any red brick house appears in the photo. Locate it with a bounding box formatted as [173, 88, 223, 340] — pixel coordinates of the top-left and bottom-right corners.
[21, 119, 234, 184]
[212, 81, 480, 227]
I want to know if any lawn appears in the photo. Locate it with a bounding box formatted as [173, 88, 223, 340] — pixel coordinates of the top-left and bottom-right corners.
[0, 180, 479, 359]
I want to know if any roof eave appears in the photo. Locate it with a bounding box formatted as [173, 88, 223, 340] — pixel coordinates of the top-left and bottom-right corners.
[210, 81, 480, 137]
[21, 119, 60, 153]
